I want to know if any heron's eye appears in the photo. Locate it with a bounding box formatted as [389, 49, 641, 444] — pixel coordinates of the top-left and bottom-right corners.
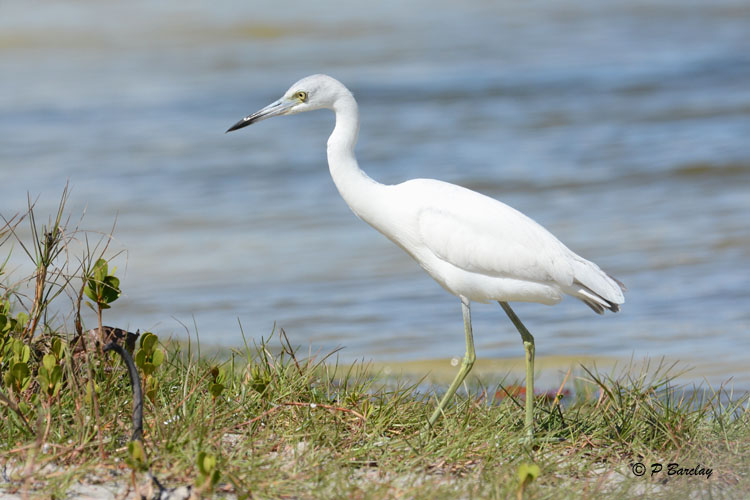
[295, 91, 308, 102]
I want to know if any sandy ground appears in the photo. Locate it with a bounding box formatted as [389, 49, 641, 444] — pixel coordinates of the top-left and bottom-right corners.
[0, 464, 199, 500]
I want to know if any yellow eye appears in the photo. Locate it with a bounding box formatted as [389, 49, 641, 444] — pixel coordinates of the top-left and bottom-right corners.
[295, 91, 308, 102]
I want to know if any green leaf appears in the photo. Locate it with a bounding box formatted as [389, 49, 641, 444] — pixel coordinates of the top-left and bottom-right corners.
[151, 348, 165, 367]
[210, 469, 220, 487]
[50, 366, 62, 385]
[85, 259, 121, 306]
[11, 340, 25, 360]
[11, 362, 30, 382]
[38, 366, 50, 384]
[83, 283, 98, 303]
[15, 312, 29, 330]
[197, 452, 216, 476]
[126, 440, 148, 471]
[517, 463, 540, 486]
[100, 276, 121, 303]
[210, 383, 225, 398]
[43, 353, 57, 372]
[128, 440, 145, 461]
[52, 338, 64, 359]
[135, 349, 147, 369]
[93, 258, 108, 282]
[141, 333, 157, 353]
[39, 363, 61, 396]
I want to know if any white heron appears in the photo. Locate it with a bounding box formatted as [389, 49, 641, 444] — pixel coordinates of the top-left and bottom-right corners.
[227, 74, 625, 437]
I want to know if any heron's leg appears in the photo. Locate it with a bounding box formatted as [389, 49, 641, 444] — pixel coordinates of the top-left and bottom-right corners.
[499, 301, 535, 440]
[427, 298, 476, 427]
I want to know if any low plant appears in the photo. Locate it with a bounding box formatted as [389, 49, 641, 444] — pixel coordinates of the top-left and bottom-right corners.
[135, 331, 165, 402]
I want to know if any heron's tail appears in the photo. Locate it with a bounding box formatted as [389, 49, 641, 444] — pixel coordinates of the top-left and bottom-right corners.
[564, 258, 626, 314]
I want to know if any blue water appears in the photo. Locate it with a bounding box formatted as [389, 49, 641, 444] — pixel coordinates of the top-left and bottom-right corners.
[1, 0, 749, 383]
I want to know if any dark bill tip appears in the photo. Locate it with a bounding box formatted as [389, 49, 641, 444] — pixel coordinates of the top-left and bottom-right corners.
[226, 99, 285, 133]
[225, 116, 256, 133]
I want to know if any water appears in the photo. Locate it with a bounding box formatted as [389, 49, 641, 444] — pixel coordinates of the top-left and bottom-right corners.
[1, 0, 749, 384]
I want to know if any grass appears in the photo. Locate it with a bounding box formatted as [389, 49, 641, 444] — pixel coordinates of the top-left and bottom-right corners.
[1, 192, 749, 499]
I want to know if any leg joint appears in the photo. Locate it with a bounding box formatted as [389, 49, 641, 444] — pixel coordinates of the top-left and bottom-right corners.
[462, 351, 476, 369]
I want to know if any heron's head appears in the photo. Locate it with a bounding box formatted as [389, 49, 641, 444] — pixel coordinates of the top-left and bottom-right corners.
[226, 74, 351, 132]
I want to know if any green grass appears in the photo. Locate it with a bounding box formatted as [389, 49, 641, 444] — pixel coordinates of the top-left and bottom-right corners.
[2, 192, 749, 499]
[2, 332, 749, 499]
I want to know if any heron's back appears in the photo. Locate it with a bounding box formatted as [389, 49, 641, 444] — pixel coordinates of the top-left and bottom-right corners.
[368, 178, 624, 311]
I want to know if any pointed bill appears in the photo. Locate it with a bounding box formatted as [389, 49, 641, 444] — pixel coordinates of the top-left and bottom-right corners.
[226, 98, 293, 133]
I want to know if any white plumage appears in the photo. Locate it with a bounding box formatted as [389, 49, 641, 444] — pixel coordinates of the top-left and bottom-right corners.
[228, 74, 625, 436]
[370, 177, 623, 311]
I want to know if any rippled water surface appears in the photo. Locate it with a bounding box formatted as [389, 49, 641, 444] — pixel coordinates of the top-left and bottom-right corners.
[2, 0, 749, 384]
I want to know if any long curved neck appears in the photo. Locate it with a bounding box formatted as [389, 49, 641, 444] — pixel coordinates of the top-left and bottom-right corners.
[326, 93, 384, 223]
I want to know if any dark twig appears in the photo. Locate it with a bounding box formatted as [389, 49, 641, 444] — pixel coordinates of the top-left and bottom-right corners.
[103, 341, 143, 441]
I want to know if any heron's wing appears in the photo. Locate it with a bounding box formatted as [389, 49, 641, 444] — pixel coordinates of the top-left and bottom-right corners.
[412, 180, 576, 286]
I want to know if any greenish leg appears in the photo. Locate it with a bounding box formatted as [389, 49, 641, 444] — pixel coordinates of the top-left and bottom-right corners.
[499, 301, 535, 440]
[427, 298, 476, 428]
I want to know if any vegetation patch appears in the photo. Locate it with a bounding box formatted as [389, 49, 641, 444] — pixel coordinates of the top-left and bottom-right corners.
[1, 192, 748, 499]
